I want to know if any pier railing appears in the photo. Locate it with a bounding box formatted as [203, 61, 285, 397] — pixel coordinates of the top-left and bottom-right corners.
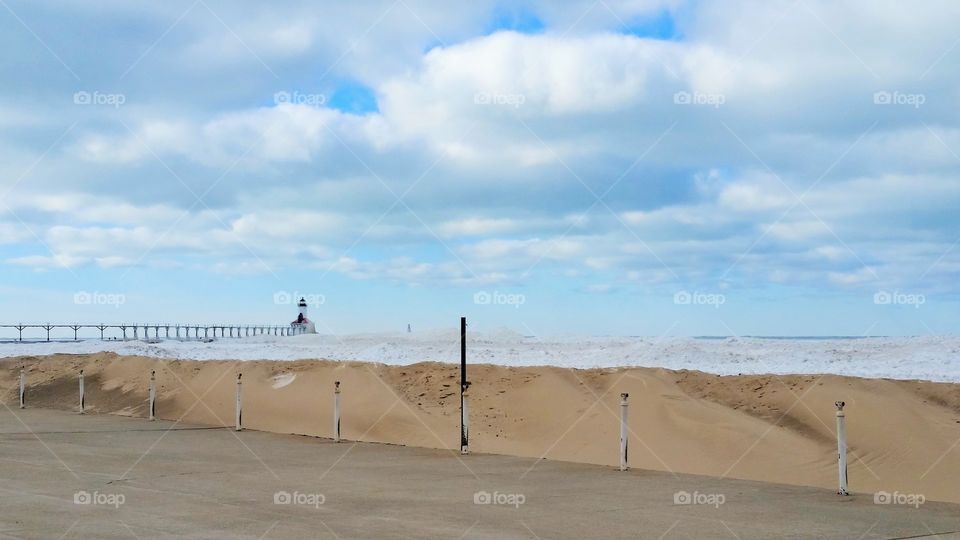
[0, 323, 307, 342]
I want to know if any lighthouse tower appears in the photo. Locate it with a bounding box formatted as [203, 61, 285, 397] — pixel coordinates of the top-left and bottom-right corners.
[292, 297, 317, 334]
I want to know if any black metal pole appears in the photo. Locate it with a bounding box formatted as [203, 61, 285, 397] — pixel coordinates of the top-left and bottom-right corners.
[460, 317, 466, 387]
[460, 316, 468, 453]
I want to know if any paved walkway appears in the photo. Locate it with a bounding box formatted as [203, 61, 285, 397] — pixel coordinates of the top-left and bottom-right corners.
[0, 408, 957, 539]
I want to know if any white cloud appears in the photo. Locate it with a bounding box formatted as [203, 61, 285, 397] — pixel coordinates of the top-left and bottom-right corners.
[828, 267, 878, 286]
[3, 0, 960, 301]
[717, 176, 794, 213]
[7, 254, 86, 269]
[438, 217, 518, 237]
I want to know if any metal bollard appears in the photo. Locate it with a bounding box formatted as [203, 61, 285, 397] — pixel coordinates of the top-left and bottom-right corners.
[19, 368, 25, 409]
[460, 316, 469, 455]
[235, 373, 243, 431]
[333, 381, 341, 443]
[79, 370, 85, 414]
[149, 370, 156, 421]
[836, 401, 849, 495]
[461, 382, 471, 455]
[620, 393, 629, 471]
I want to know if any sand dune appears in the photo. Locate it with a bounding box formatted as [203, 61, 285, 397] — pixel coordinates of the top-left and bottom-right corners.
[2, 353, 959, 504]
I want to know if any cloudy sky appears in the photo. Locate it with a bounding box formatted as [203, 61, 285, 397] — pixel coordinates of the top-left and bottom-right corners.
[1, 0, 957, 336]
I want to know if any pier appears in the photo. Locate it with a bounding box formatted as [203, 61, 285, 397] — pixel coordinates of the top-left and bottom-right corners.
[0, 323, 307, 342]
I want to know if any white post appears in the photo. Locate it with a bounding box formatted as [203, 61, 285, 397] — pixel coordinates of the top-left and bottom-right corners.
[333, 381, 341, 443]
[235, 373, 243, 431]
[836, 401, 849, 495]
[149, 370, 156, 421]
[19, 368, 25, 409]
[461, 383, 470, 455]
[620, 393, 629, 471]
[79, 370, 85, 414]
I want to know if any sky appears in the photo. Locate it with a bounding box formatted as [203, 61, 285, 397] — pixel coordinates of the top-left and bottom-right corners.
[0, 0, 958, 337]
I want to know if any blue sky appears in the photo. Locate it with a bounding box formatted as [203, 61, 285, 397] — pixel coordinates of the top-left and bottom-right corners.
[0, 0, 958, 336]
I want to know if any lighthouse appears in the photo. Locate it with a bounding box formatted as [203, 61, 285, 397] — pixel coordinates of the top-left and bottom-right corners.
[292, 297, 317, 334]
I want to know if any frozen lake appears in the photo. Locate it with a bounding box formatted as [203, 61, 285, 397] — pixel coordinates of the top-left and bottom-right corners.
[1, 330, 957, 383]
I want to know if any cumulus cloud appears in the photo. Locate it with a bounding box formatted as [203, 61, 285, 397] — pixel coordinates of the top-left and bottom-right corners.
[1, 0, 959, 306]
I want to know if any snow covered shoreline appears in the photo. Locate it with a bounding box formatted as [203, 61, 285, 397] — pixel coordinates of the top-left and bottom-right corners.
[1, 331, 957, 383]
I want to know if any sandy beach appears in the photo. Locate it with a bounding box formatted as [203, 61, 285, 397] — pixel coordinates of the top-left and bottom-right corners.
[4, 353, 958, 505]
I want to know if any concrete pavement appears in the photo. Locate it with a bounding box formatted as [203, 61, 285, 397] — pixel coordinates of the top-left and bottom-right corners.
[0, 408, 957, 539]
